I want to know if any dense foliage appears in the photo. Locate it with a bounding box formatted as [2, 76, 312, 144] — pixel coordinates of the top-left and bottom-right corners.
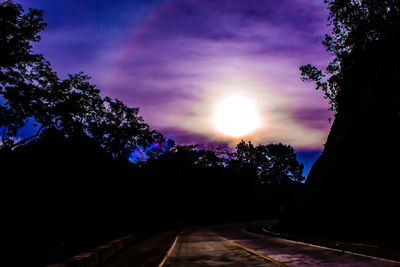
[284, 0, 400, 243]
[235, 140, 304, 184]
[1, 1, 305, 266]
[300, 0, 400, 113]
[0, 1, 161, 154]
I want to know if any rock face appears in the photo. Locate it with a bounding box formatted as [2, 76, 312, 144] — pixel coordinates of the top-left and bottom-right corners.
[282, 40, 400, 242]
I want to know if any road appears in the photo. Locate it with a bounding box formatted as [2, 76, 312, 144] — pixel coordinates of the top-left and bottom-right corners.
[162, 223, 400, 266]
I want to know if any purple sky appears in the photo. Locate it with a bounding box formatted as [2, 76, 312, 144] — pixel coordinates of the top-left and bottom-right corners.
[16, 0, 333, 175]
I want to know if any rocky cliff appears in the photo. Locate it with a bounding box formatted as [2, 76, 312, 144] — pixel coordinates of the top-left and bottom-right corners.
[282, 39, 400, 243]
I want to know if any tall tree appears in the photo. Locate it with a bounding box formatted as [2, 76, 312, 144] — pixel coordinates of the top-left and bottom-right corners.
[54, 73, 104, 135]
[0, 0, 56, 147]
[0, 1, 163, 155]
[285, 0, 400, 239]
[91, 96, 162, 159]
[0, 0, 46, 67]
[300, 0, 400, 114]
[235, 140, 304, 184]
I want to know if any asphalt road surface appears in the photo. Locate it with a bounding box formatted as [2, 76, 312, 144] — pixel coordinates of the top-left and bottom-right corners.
[162, 224, 400, 266]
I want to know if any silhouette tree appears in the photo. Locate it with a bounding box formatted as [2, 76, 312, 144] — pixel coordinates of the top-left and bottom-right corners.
[0, 0, 46, 67]
[158, 145, 217, 168]
[53, 73, 104, 135]
[0, 0, 57, 148]
[300, 0, 400, 114]
[1, 2, 309, 265]
[235, 140, 304, 184]
[283, 0, 400, 241]
[91, 96, 163, 159]
[0, 1, 162, 153]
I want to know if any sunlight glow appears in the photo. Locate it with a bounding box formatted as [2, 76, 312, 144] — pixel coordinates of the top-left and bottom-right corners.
[214, 96, 261, 137]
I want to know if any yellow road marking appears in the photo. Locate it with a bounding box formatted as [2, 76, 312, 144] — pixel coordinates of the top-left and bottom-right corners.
[215, 233, 290, 267]
[158, 235, 179, 267]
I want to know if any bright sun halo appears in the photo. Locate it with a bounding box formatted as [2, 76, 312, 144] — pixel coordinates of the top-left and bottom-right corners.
[214, 96, 261, 137]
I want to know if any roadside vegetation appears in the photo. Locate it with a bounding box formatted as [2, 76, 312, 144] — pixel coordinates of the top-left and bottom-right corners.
[283, 0, 400, 246]
[0, 1, 305, 266]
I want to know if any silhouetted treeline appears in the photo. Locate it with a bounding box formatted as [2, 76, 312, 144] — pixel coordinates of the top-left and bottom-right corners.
[0, 1, 163, 154]
[282, 0, 400, 245]
[1, 2, 305, 266]
[2, 128, 304, 266]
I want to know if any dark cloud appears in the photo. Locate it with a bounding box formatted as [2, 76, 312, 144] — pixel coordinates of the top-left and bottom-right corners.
[159, 126, 216, 145]
[136, 0, 327, 47]
[16, 0, 332, 151]
[110, 84, 199, 110]
[150, 0, 326, 37]
[292, 107, 332, 131]
[18, 0, 162, 30]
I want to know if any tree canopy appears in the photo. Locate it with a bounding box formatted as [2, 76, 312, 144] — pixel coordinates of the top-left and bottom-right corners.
[300, 0, 400, 113]
[0, 1, 307, 181]
[0, 1, 162, 157]
[234, 140, 304, 184]
[0, 0, 52, 146]
[1, 2, 308, 265]
[286, 0, 400, 242]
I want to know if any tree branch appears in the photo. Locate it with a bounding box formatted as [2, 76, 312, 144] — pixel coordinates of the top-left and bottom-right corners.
[11, 125, 46, 149]
[2, 125, 6, 142]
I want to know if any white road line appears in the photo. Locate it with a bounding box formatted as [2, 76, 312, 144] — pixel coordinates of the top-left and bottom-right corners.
[253, 228, 400, 265]
[158, 235, 179, 267]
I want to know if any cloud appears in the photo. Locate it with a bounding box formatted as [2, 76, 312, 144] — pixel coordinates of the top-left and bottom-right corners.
[292, 107, 332, 131]
[101, 0, 332, 149]
[20, 0, 333, 150]
[159, 126, 216, 145]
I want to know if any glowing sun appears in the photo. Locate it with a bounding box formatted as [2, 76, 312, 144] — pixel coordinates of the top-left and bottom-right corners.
[213, 96, 261, 137]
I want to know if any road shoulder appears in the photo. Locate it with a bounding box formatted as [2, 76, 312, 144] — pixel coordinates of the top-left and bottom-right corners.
[102, 231, 177, 267]
[245, 224, 400, 263]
